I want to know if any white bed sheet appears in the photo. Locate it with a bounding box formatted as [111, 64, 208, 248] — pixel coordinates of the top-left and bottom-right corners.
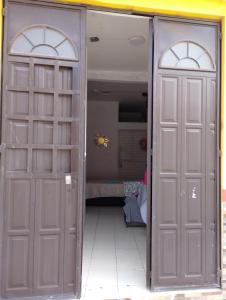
[86, 181, 124, 199]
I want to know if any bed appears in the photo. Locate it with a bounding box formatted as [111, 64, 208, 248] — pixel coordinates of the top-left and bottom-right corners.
[86, 180, 147, 226]
[86, 180, 124, 199]
[123, 182, 147, 226]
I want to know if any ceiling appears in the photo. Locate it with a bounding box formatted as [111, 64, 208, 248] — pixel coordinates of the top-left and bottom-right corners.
[87, 11, 149, 107]
[87, 10, 149, 82]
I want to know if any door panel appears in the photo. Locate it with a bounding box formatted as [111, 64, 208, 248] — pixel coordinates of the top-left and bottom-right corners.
[181, 75, 206, 285]
[160, 77, 178, 123]
[7, 236, 30, 290]
[2, 1, 86, 297]
[6, 179, 32, 232]
[154, 74, 182, 286]
[64, 181, 77, 292]
[34, 179, 64, 293]
[152, 17, 219, 289]
[4, 179, 34, 295]
[205, 77, 218, 284]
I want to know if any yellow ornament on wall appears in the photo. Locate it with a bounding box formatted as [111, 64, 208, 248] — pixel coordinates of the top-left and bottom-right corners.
[94, 134, 109, 148]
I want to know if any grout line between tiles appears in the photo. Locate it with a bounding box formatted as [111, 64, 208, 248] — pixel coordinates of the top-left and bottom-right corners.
[132, 230, 146, 272]
[83, 207, 148, 299]
[82, 207, 100, 298]
[114, 207, 120, 298]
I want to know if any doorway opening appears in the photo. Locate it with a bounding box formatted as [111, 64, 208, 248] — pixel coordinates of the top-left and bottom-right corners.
[82, 10, 150, 299]
[0, 1, 220, 298]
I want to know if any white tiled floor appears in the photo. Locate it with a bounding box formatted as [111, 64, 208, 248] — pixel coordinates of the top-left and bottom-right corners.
[81, 206, 147, 299]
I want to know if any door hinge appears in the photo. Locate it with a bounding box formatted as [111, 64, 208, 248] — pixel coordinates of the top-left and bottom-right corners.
[150, 271, 152, 278]
[217, 268, 222, 279]
[218, 30, 222, 40]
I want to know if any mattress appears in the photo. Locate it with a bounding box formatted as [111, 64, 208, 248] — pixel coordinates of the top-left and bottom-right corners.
[86, 180, 142, 200]
[86, 180, 124, 199]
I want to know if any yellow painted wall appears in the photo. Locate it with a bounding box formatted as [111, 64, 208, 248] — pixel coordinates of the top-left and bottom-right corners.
[60, 0, 226, 19]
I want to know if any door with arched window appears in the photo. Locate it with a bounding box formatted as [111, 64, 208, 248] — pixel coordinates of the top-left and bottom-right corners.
[151, 17, 220, 289]
[1, 1, 86, 297]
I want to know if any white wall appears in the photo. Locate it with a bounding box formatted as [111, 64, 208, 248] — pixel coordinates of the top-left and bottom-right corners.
[86, 101, 148, 181]
[86, 101, 119, 180]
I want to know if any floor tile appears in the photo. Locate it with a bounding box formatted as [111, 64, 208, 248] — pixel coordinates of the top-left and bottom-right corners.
[115, 233, 138, 249]
[87, 260, 117, 288]
[89, 257, 117, 270]
[82, 206, 147, 299]
[117, 269, 146, 286]
[91, 249, 116, 261]
[83, 285, 119, 300]
[118, 285, 149, 300]
[116, 248, 143, 270]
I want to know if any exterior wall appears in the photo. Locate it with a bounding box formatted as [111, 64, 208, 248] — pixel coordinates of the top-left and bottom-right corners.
[61, 0, 226, 19]
[1, 0, 226, 298]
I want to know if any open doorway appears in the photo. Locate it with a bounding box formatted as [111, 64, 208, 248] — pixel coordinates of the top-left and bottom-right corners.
[0, 1, 220, 298]
[82, 11, 150, 298]
[81, 10, 220, 299]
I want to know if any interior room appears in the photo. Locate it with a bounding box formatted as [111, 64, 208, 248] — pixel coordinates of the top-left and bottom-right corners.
[82, 11, 149, 299]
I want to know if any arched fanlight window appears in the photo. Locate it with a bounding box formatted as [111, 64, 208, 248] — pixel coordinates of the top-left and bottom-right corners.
[159, 41, 215, 71]
[10, 25, 78, 61]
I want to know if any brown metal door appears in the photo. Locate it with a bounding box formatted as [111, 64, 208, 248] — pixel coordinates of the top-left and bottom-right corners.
[151, 17, 220, 289]
[1, 1, 86, 297]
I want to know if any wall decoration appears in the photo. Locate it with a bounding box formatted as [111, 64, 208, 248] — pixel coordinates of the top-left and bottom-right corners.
[94, 134, 109, 148]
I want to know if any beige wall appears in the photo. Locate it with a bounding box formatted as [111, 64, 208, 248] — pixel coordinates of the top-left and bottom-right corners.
[86, 101, 119, 180]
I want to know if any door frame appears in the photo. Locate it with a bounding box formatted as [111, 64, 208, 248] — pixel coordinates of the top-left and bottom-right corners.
[0, 1, 222, 297]
[76, 7, 87, 298]
[151, 15, 221, 290]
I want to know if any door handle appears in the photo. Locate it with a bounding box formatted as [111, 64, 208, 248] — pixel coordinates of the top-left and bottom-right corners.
[65, 174, 72, 185]
[192, 187, 197, 199]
